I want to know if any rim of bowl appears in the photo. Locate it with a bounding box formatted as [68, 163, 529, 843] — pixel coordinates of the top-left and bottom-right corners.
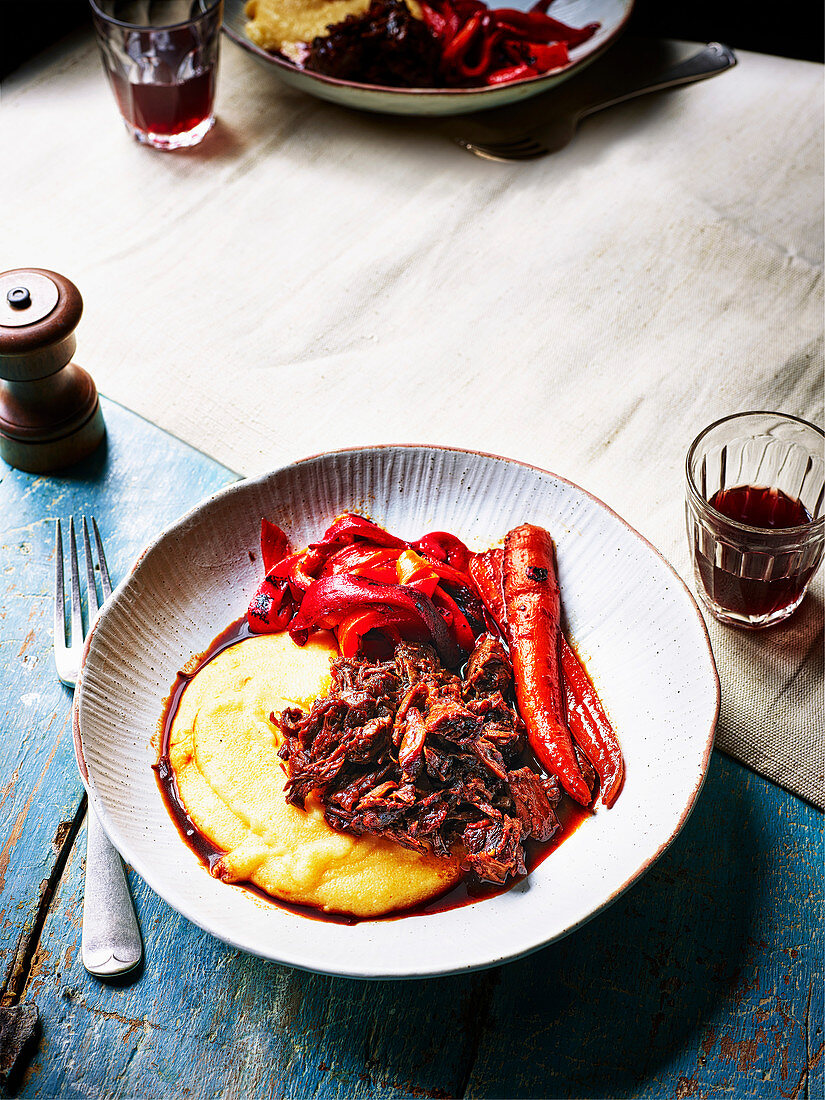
[685, 410, 825, 537]
[221, 0, 634, 99]
[73, 443, 720, 977]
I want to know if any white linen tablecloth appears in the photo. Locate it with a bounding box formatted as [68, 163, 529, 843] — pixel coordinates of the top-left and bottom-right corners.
[2, 32, 822, 804]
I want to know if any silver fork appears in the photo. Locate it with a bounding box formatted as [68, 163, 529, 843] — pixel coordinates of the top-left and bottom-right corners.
[54, 517, 143, 979]
[455, 41, 736, 162]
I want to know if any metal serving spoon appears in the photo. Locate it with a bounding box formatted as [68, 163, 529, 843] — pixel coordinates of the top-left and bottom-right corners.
[453, 40, 736, 161]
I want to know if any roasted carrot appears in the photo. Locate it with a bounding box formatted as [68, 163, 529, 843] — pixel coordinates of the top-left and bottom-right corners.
[560, 638, 624, 807]
[502, 524, 591, 805]
[474, 542, 623, 808]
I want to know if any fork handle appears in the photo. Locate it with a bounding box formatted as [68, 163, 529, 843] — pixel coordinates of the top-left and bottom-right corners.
[81, 805, 143, 978]
[579, 42, 736, 119]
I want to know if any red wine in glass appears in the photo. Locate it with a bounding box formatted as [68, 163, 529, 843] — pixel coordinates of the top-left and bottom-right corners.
[695, 484, 817, 620]
[109, 69, 215, 138]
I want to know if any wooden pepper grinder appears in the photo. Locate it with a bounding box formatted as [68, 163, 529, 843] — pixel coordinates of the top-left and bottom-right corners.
[0, 268, 105, 473]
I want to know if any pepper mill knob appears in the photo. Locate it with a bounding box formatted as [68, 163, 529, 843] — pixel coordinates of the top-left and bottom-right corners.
[0, 268, 105, 473]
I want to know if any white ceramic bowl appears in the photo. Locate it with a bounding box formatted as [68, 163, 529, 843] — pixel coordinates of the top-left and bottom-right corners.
[74, 446, 718, 979]
[223, 0, 634, 116]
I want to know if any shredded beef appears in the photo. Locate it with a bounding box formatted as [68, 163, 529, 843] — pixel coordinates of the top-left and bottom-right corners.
[304, 0, 443, 88]
[274, 637, 561, 884]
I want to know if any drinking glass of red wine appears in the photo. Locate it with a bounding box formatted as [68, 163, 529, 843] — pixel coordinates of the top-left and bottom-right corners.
[89, 0, 223, 150]
[685, 412, 825, 629]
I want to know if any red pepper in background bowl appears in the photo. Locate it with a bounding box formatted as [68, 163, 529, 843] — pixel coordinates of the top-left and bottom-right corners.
[416, 0, 598, 87]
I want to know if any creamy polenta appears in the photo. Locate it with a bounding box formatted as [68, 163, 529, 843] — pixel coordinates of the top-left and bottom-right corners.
[167, 631, 461, 917]
[245, 0, 422, 61]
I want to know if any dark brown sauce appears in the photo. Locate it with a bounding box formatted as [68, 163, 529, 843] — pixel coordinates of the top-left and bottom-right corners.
[155, 618, 591, 924]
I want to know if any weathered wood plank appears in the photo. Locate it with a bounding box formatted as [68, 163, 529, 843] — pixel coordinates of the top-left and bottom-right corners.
[464, 753, 823, 1099]
[22, 823, 487, 1099]
[3, 401, 821, 1098]
[0, 398, 237, 999]
[17, 755, 823, 1099]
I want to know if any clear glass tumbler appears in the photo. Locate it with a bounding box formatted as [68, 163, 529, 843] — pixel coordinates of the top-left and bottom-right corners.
[89, 0, 223, 150]
[685, 412, 825, 629]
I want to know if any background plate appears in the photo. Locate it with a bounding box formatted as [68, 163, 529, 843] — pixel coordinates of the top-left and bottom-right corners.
[74, 446, 718, 979]
[223, 0, 634, 115]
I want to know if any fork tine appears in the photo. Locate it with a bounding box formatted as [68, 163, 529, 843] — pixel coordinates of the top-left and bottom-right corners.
[457, 140, 544, 162]
[82, 517, 99, 618]
[456, 136, 547, 161]
[68, 517, 83, 647]
[54, 520, 66, 652]
[456, 142, 512, 162]
[91, 518, 112, 600]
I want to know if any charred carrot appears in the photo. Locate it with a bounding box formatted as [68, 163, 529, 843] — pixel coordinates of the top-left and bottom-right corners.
[502, 524, 591, 805]
[560, 638, 624, 807]
[474, 543, 623, 807]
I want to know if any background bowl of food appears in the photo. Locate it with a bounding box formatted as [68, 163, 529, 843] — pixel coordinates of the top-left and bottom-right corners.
[74, 445, 718, 979]
[222, 0, 635, 114]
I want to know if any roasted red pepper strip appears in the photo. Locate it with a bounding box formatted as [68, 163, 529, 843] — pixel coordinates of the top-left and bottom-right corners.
[347, 548, 403, 583]
[267, 548, 322, 594]
[260, 519, 289, 575]
[486, 62, 536, 84]
[469, 547, 506, 632]
[288, 574, 463, 668]
[492, 8, 592, 42]
[432, 585, 477, 653]
[440, 2, 462, 43]
[247, 576, 293, 633]
[310, 513, 407, 551]
[560, 637, 624, 807]
[396, 549, 440, 596]
[502, 524, 590, 805]
[420, 0, 448, 35]
[412, 531, 472, 572]
[525, 41, 568, 70]
[319, 543, 393, 577]
[337, 608, 421, 657]
[415, 553, 477, 593]
[457, 29, 503, 78]
[517, 4, 599, 45]
[442, 10, 484, 66]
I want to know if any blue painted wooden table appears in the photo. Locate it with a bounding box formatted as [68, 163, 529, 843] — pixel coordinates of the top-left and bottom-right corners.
[0, 398, 822, 1099]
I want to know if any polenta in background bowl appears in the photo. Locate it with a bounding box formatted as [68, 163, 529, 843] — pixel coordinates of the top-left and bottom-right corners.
[222, 0, 634, 115]
[73, 446, 718, 979]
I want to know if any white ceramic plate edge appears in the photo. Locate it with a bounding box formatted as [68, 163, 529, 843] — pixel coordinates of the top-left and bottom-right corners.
[73, 443, 719, 979]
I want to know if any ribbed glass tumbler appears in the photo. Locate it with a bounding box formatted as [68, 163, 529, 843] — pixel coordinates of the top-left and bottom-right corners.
[685, 412, 825, 629]
[90, 0, 223, 149]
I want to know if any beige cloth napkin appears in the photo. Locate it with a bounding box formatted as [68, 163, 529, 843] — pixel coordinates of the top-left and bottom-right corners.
[708, 590, 824, 810]
[670, 544, 824, 810]
[2, 35, 822, 803]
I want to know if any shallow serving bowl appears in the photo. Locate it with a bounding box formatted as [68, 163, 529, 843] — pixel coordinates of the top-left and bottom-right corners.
[74, 446, 718, 979]
[223, 0, 634, 116]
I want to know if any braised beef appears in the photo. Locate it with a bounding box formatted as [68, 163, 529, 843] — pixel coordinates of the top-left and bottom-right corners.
[305, 0, 443, 88]
[274, 637, 561, 883]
